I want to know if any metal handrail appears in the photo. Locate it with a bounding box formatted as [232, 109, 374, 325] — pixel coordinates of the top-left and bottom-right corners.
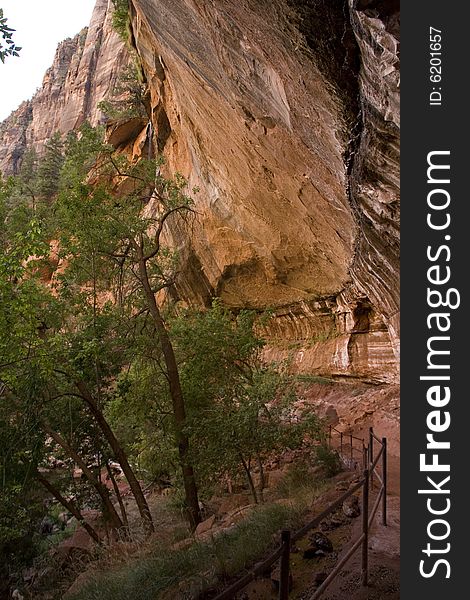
[329, 425, 365, 444]
[310, 533, 365, 599]
[368, 487, 384, 529]
[212, 545, 283, 600]
[291, 479, 365, 543]
[211, 429, 388, 600]
[211, 479, 366, 600]
[370, 443, 384, 471]
[328, 426, 366, 470]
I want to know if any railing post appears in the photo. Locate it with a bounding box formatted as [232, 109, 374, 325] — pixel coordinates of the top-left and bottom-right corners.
[363, 445, 367, 470]
[279, 529, 291, 600]
[382, 437, 387, 526]
[361, 469, 369, 587]
[368, 427, 374, 489]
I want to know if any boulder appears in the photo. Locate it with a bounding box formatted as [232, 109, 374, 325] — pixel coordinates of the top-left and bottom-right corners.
[56, 527, 94, 560]
[310, 532, 333, 553]
[343, 495, 361, 518]
[320, 512, 348, 531]
[304, 532, 333, 558]
[195, 514, 216, 538]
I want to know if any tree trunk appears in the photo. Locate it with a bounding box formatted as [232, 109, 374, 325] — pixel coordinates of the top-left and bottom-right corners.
[105, 460, 129, 529]
[240, 454, 258, 504]
[75, 380, 155, 534]
[256, 453, 265, 503]
[37, 473, 101, 544]
[42, 423, 123, 530]
[138, 258, 201, 530]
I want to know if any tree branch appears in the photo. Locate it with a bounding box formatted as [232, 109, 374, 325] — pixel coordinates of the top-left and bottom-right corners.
[143, 205, 194, 262]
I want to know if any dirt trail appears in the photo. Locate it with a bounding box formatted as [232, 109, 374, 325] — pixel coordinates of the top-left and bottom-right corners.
[235, 469, 399, 600]
[315, 481, 400, 599]
[302, 418, 400, 600]
[237, 414, 400, 600]
[297, 426, 400, 599]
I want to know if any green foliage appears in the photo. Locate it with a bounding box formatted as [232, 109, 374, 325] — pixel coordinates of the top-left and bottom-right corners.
[109, 301, 323, 501]
[314, 444, 342, 477]
[0, 8, 21, 63]
[59, 124, 108, 189]
[98, 64, 147, 120]
[0, 204, 68, 582]
[275, 460, 315, 497]
[69, 503, 299, 600]
[55, 123, 192, 303]
[174, 304, 322, 498]
[0, 487, 41, 590]
[37, 132, 64, 199]
[1, 139, 63, 239]
[0, 385, 46, 590]
[0, 125, 146, 569]
[0, 204, 53, 391]
[111, 0, 131, 43]
[106, 363, 178, 481]
[1, 118, 197, 525]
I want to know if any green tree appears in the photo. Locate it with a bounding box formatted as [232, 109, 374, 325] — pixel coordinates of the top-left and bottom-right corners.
[109, 302, 323, 505]
[0, 386, 45, 594]
[54, 123, 202, 528]
[98, 64, 147, 121]
[0, 213, 104, 589]
[0, 8, 21, 63]
[0, 160, 152, 536]
[37, 133, 64, 199]
[111, 0, 131, 43]
[16, 148, 39, 206]
[171, 303, 322, 503]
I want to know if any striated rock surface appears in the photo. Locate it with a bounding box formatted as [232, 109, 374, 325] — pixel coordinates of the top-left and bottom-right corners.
[0, 0, 129, 175]
[0, 0, 400, 383]
[348, 0, 400, 357]
[128, 0, 400, 381]
[0, 100, 33, 175]
[130, 0, 358, 311]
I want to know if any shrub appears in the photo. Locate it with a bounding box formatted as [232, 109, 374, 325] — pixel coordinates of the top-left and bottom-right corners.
[68, 503, 299, 600]
[314, 444, 342, 477]
[111, 0, 131, 44]
[97, 64, 147, 121]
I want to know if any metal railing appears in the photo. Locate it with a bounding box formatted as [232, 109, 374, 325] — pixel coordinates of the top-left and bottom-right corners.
[211, 428, 387, 600]
[368, 428, 387, 529]
[328, 425, 366, 470]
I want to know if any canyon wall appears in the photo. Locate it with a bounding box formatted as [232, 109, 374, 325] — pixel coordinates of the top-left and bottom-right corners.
[0, 0, 129, 174]
[128, 0, 400, 382]
[0, 0, 400, 383]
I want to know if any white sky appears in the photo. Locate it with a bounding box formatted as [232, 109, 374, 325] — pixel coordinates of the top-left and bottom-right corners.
[0, 0, 97, 121]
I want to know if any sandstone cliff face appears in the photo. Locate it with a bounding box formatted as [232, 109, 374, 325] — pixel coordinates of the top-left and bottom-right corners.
[0, 0, 400, 383]
[348, 0, 400, 357]
[127, 0, 400, 382]
[0, 0, 129, 175]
